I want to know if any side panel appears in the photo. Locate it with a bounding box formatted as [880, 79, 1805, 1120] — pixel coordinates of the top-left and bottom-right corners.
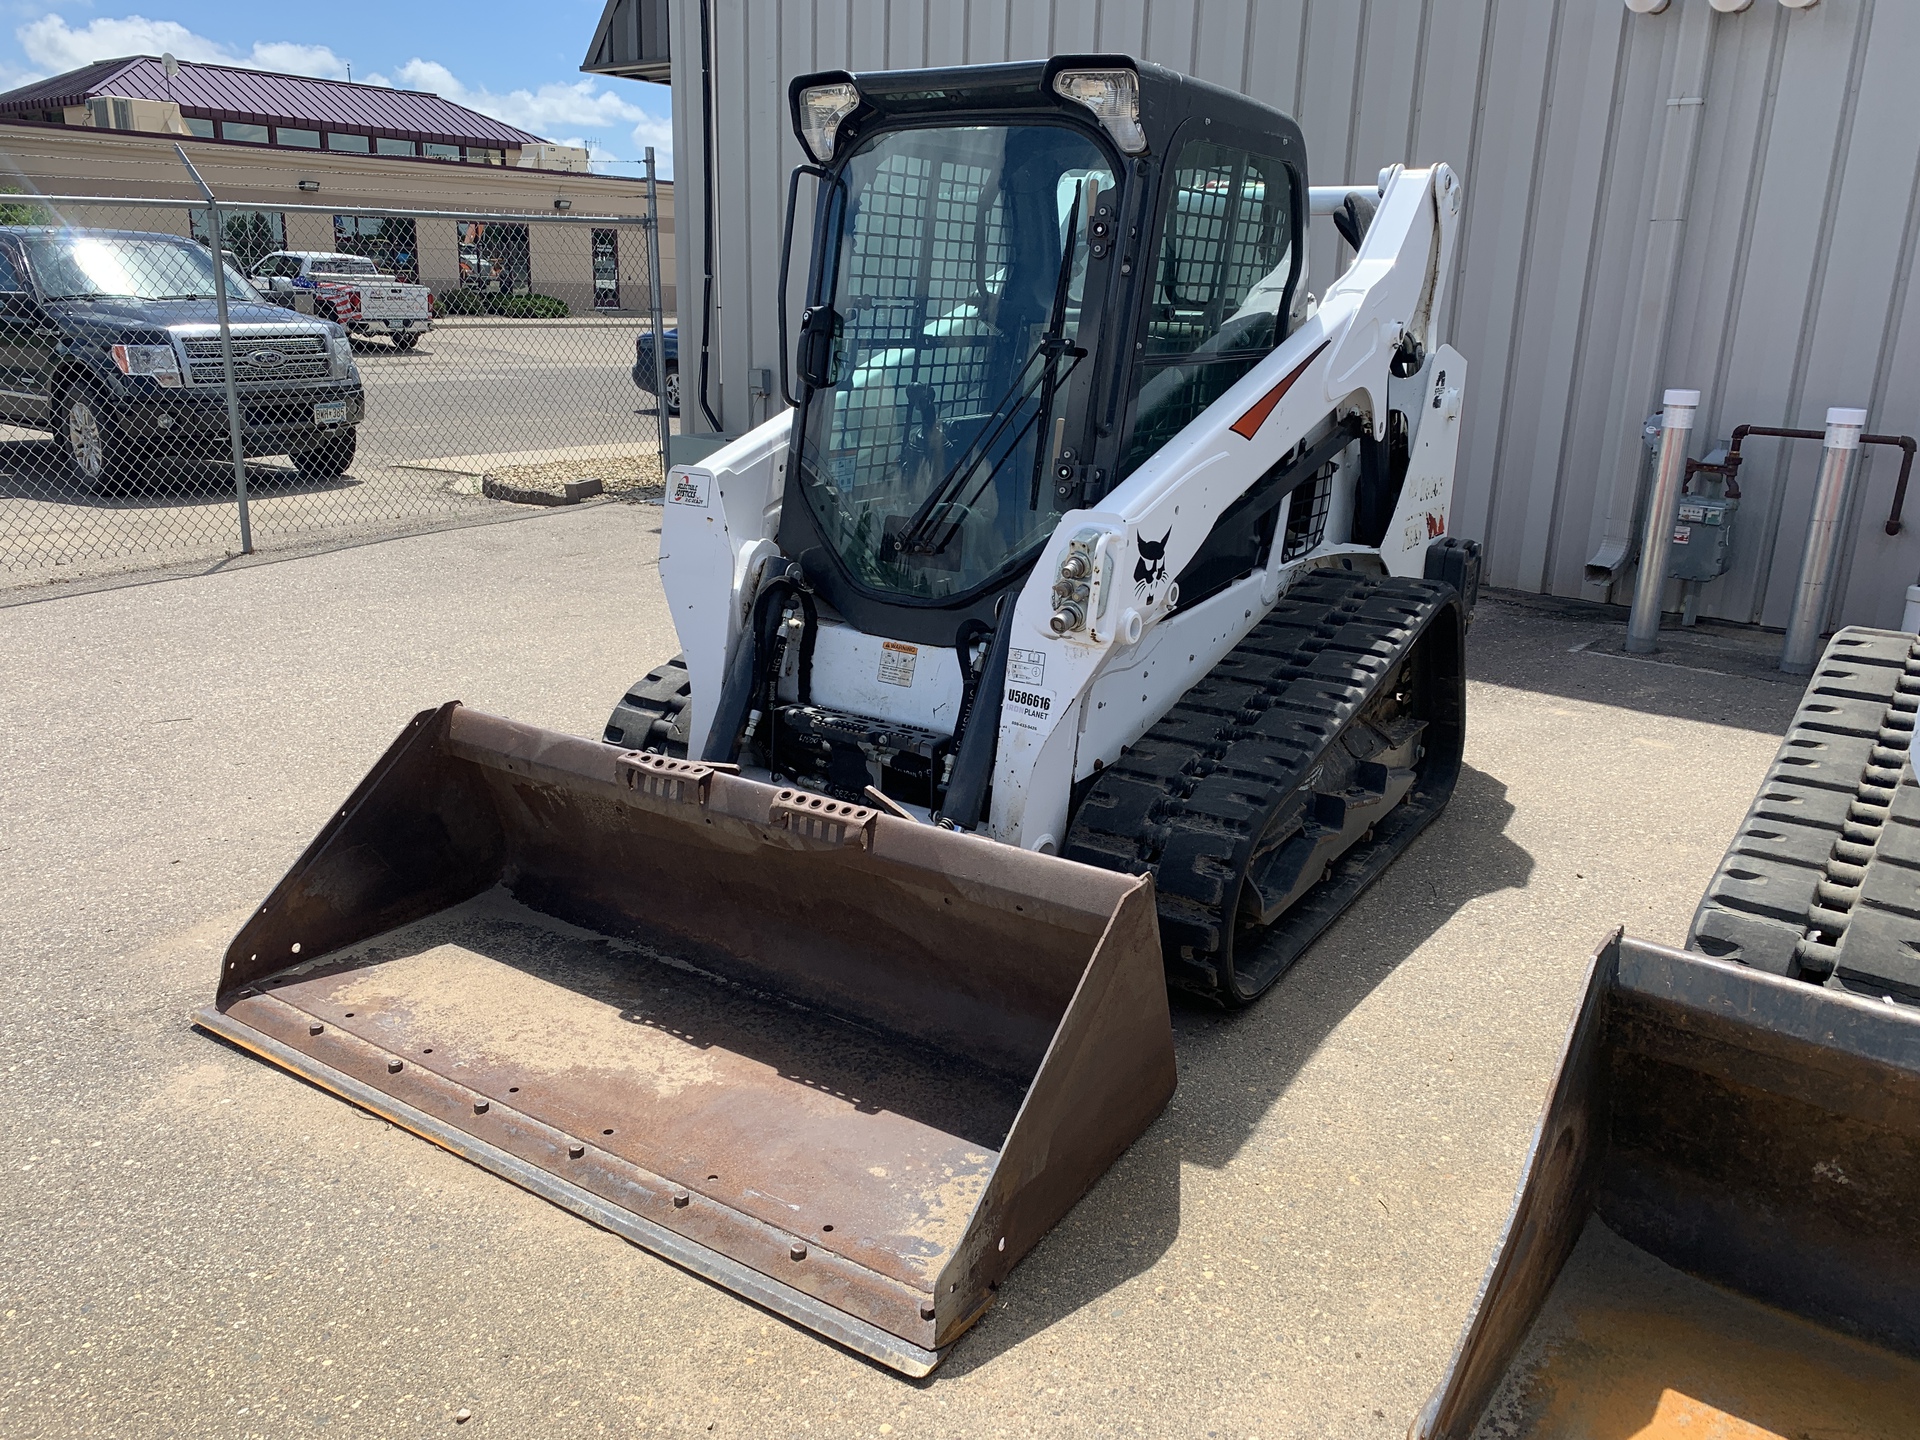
[1379, 346, 1469, 577]
[658, 412, 792, 752]
[988, 168, 1461, 848]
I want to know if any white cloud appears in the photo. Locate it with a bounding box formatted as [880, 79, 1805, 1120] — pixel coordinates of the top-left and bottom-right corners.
[18, 14, 351, 79]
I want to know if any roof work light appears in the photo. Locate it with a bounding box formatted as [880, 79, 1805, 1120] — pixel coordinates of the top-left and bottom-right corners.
[796, 81, 860, 164]
[1053, 68, 1147, 154]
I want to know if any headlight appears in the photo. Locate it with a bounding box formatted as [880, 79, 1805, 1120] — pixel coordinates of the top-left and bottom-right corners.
[330, 334, 356, 377]
[795, 81, 860, 163]
[110, 342, 181, 388]
[1053, 68, 1148, 154]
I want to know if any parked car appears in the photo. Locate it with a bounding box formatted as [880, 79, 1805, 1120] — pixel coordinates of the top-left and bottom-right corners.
[250, 251, 433, 350]
[632, 327, 679, 415]
[0, 226, 364, 489]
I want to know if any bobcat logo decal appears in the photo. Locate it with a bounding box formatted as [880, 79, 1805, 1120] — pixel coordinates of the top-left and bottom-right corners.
[1134, 529, 1171, 594]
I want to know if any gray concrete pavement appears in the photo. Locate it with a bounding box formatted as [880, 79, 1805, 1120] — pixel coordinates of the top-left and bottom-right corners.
[0, 510, 1802, 1439]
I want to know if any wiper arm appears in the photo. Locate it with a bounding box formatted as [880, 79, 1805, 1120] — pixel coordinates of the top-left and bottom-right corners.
[892, 341, 1050, 556]
[1028, 186, 1090, 510]
[895, 189, 1091, 557]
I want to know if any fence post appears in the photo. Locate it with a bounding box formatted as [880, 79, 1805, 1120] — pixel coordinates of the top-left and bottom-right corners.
[644, 148, 672, 472]
[175, 145, 252, 554]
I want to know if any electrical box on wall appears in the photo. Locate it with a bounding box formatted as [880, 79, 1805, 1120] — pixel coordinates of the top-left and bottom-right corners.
[1667, 495, 1737, 582]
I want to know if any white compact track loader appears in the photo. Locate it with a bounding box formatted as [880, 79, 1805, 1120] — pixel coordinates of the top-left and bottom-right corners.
[199, 55, 1479, 1373]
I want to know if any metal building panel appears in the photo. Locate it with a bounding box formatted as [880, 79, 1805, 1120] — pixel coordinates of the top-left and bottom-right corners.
[1442, 0, 1560, 584]
[1486, 0, 1629, 596]
[661, 0, 1920, 635]
[1709, 5, 1865, 627]
[1799, 1, 1920, 631]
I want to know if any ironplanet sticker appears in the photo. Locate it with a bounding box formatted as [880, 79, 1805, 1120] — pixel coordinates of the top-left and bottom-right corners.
[668, 471, 709, 507]
[1004, 685, 1054, 731]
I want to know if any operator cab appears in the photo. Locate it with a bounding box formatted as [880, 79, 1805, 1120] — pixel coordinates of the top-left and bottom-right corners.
[776, 56, 1308, 644]
[700, 57, 1311, 816]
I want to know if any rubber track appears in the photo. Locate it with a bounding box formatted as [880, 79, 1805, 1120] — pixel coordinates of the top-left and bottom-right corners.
[605, 653, 693, 754]
[1064, 569, 1461, 1002]
[1689, 627, 1920, 1007]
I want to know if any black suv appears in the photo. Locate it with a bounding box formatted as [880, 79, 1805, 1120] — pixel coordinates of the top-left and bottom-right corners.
[0, 226, 366, 489]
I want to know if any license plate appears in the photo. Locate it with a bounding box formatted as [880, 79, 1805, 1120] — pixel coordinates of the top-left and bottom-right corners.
[314, 400, 349, 426]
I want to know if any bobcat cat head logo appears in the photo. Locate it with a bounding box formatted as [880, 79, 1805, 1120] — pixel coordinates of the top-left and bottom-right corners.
[1134, 529, 1171, 593]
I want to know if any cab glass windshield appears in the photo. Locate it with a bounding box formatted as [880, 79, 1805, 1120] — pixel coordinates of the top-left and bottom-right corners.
[797, 123, 1115, 601]
[27, 233, 256, 303]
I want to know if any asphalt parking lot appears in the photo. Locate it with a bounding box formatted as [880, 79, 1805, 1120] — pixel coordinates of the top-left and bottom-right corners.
[0, 320, 663, 586]
[0, 505, 1804, 1438]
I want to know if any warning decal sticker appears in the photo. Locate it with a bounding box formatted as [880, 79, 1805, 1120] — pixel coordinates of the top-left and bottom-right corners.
[878, 640, 918, 687]
[1008, 648, 1046, 686]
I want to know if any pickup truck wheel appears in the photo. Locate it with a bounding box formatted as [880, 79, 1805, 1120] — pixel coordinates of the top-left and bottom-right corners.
[292, 429, 357, 479]
[663, 363, 681, 416]
[60, 386, 131, 492]
[391, 332, 421, 351]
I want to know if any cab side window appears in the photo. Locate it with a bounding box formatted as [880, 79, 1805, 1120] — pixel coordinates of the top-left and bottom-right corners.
[1119, 139, 1298, 479]
[0, 246, 21, 292]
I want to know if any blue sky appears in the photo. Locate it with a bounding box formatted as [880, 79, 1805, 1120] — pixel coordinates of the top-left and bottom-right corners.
[0, 0, 675, 175]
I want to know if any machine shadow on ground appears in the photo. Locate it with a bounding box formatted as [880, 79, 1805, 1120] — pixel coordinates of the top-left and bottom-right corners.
[939, 762, 1534, 1375]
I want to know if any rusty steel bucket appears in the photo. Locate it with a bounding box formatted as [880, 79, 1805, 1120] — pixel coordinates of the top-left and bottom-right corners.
[194, 703, 1174, 1375]
[1415, 932, 1920, 1439]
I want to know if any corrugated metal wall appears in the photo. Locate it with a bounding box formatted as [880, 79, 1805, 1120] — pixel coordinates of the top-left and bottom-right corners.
[666, 0, 1920, 628]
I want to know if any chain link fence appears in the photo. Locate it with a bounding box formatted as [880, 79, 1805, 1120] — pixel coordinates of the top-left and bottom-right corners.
[0, 158, 671, 590]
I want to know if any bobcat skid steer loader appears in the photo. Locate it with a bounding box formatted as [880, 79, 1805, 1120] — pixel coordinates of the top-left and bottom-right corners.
[198, 56, 1476, 1374]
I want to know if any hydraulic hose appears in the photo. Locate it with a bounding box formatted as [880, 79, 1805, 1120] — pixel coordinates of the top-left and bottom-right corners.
[936, 602, 1016, 832]
[700, 569, 800, 762]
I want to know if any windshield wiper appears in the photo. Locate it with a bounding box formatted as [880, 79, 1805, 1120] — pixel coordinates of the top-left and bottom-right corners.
[894, 189, 1089, 558]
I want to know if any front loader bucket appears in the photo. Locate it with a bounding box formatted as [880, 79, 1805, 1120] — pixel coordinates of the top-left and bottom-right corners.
[1415, 933, 1920, 1438]
[194, 703, 1173, 1375]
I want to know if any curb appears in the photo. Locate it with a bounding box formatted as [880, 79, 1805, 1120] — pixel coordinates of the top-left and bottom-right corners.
[481, 477, 605, 507]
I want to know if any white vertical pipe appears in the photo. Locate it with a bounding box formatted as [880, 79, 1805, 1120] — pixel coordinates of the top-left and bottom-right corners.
[1625, 389, 1699, 653]
[1780, 408, 1868, 674]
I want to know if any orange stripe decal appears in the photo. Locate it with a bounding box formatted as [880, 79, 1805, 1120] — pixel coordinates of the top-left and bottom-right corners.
[1229, 342, 1328, 441]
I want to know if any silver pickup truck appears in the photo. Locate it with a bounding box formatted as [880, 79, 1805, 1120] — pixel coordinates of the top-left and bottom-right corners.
[250, 252, 434, 350]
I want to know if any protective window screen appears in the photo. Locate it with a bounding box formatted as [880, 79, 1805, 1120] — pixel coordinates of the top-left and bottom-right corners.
[799, 124, 1114, 601]
[829, 148, 1008, 498]
[1119, 140, 1295, 481]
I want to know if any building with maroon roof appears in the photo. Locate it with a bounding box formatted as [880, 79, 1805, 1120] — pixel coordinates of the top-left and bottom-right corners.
[0, 54, 562, 168]
[0, 55, 673, 316]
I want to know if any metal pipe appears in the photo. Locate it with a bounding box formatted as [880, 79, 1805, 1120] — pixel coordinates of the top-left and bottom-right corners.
[175, 145, 251, 554]
[1625, 388, 1698, 654]
[643, 148, 672, 471]
[1780, 408, 1868, 674]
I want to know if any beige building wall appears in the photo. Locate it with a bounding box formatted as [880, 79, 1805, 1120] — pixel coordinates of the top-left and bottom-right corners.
[0, 123, 676, 315]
